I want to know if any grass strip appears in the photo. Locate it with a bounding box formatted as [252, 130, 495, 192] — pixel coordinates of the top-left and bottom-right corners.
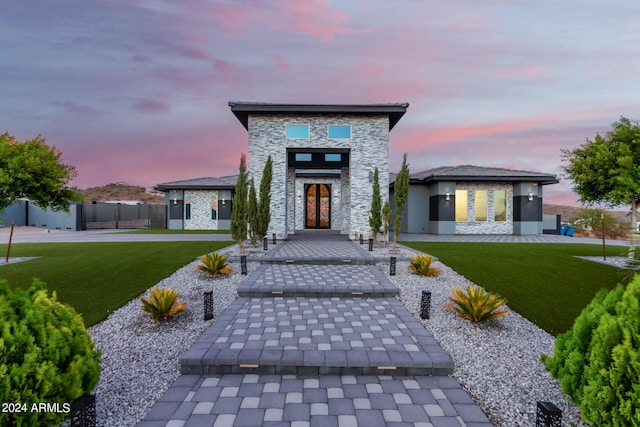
[401, 242, 628, 336]
[0, 241, 232, 327]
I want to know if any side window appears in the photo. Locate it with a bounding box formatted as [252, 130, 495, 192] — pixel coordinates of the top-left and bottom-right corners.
[455, 190, 468, 222]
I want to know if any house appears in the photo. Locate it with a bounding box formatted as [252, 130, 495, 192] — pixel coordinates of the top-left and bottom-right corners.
[229, 102, 409, 239]
[390, 165, 559, 235]
[155, 176, 237, 230]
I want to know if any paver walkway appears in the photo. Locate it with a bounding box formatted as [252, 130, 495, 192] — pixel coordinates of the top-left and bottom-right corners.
[138, 231, 494, 426]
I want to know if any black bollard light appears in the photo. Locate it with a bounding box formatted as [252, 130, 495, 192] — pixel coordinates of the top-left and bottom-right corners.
[368, 238, 373, 252]
[204, 291, 214, 321]
[272, 233, 276, 245]
[241, 255, 247, 275]
[359, 234, 363, 244]
[70, 394, 96, 427]
[420, 290, 431, 319]
[536, 402, 562, 427]
[263, 237, 268, 251]
[390, 256, 396, 276]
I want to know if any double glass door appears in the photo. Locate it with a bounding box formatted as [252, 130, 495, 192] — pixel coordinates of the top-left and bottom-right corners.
[305, 184, 331, 229]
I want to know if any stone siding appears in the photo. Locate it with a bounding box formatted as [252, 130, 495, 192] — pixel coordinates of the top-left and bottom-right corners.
[184, 190, 219, 230]
[455, 182, 514, 234]
[247, 114, 390, 239]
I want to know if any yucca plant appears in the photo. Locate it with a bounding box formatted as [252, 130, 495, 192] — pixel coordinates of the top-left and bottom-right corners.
[197, 252, 233, 277]
[444, 285, 508, 323]
[408, 254, 441, 277]
[140, 286, 187, 323]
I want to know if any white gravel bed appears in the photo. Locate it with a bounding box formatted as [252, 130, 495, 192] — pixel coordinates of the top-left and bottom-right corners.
[381, 257, 589, 427]
[87, 246, 253, 427]
[86, 241, 587, 426]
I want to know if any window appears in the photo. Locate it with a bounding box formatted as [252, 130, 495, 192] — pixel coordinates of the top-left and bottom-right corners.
[286, 125, 309, 139]
[328, 125, 351, 139]
[494, 190, 507, 221]
[475, 190, 487, 221]
[455, 190, 468, 222]
[185, 201, 191, 220]
[211, 198, 217, 220]
[295, 153, 312, 161]
[325, 153, 341, 162]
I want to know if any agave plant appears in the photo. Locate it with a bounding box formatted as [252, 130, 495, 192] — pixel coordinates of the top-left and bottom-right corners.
[140, 286, 187, 323]
[444, 285, 508, 323]
[408, 254, 441, 277]
[197, 252, 233, 277]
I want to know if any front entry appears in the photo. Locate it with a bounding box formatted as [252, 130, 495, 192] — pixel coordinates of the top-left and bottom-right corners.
[305, 184, 331, 229]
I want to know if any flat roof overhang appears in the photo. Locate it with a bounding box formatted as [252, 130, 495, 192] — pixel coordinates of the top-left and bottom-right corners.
[229, 102, 409, 131]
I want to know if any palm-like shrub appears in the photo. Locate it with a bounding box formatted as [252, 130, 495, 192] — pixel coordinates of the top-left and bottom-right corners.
[197, 253, 233, 277]
[140, 287, 187, 323]
[408, 254, 441, 277]
[444, 285, 508, 323]
[0, 279, 100, 427]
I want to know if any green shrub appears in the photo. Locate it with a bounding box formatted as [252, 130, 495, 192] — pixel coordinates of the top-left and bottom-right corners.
[140, 286, 187, 323]
[408, 254, 441, 277]
[197, 253, 233, 277]
[444, 285, 508, 323]
[541, 277, 640, 425]
[0, 279, 101, 427]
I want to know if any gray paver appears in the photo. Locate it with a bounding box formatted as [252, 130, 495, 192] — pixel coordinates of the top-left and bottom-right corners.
[139, 232, 494, 427]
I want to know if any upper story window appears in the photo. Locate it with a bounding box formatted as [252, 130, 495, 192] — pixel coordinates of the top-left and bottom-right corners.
[328, 125, 351, 139]
[286, 125, 309, 139]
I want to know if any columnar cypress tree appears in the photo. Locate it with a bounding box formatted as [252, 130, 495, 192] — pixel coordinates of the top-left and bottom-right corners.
[393, 153, 410, 253]
[248, 178, 259, 245]
[257, 155, 273, 240]
[382, 200, 392, 247]
[230, 154, 248, 254]
[369, 167, 382, 243]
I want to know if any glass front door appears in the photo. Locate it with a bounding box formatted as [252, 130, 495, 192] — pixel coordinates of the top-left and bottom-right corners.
[305, 184, 331, 229]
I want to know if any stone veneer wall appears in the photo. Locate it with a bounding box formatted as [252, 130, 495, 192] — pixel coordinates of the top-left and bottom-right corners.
[247, 114, 390, 239]
[455, 182, 514, 234]
[183, 190, 219, 230]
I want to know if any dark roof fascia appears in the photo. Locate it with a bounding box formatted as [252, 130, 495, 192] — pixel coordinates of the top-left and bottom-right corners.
[408, 175, 559, 186]
[228, 102, 409, 131]
[154, 183, 236, 191]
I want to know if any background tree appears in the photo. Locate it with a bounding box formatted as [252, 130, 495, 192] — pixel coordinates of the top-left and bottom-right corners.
[247, 178, 259, 245]
[382, 200, 392, 248]
[0, 133, 82, 212]
[562, 117, 640, 257]
[230, 154, 248, 254]
[369, 167, 382, 242]
[569, 208, 626, 240]
[257, 155, 273, 240]
[393, 154, 410, 253]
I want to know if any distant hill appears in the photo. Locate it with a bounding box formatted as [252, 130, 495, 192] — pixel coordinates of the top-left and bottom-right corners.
[79, 183, 165, 204]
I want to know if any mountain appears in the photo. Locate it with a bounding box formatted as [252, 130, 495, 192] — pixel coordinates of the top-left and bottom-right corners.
[79, 183, 165, 204]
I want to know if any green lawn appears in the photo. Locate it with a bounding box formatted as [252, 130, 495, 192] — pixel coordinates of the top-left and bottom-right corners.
[0, 241, 232, 327]
[113, 229, 231, 234]
[401, 242, 629, 336]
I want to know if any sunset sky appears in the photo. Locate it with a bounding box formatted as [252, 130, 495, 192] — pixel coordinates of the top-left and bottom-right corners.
[2, 1, 639, 206]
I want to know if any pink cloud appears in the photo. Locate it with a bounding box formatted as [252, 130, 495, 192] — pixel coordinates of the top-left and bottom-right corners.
[497, 65, 544, 80]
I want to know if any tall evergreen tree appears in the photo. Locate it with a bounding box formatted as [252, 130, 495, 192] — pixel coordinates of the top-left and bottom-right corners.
[230, 154, 248, 254]
[369, 167, 382, 242]
[257, 155, 273, 240]
[382, 200, 392, 248]
[248, 178, 259, 245]
[393, 153, 410, 253]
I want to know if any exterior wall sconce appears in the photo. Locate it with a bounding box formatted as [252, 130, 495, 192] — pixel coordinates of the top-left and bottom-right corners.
[221, 198, 226, 205]
[172, 198, 178, 205]
[528, 192, 534, 201]
[445, 192, 450, 201]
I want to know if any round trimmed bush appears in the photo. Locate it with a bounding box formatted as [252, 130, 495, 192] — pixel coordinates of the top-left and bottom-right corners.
[0, 279, 101, 426]
[542, 276, 640, 425]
